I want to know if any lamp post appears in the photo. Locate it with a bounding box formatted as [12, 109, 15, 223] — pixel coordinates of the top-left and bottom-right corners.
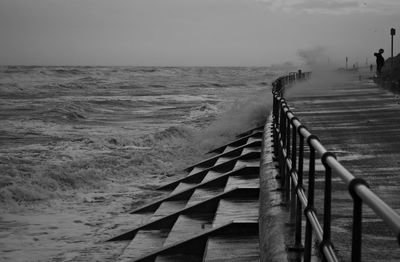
[391, 28, 396, 72]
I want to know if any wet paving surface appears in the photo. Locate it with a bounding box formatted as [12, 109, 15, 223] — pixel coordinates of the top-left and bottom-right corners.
[284, 73, 400, 261]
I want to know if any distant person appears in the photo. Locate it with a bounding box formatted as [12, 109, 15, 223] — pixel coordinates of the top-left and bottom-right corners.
[374, 49, 385, 75]
[370, 64, 373, 72]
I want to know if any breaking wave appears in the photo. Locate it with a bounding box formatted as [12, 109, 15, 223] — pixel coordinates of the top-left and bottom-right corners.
[197, 93, 271, 150]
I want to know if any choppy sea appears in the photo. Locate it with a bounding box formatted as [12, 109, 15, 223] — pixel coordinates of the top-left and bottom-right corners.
[0, 66, 277, 207]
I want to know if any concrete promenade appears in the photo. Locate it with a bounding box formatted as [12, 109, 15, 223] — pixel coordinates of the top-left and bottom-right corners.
[281, 72, 400, 261]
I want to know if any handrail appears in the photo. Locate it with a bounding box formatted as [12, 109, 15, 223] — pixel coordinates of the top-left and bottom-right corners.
[271, 71, 400, 262]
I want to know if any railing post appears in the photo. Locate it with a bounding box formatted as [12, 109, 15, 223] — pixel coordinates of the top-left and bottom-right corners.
[295, 126, 306, 250]
[281, 104, 287, 149]
[321, 152, 336, 261]
[280, 103, 287, 187]
[286, 112, 291, 160]
[272, 95, 279, 158]
[304, 135, 318, 262]
[285, 113, 291, 202]
[349, 178, 369, 262]
[289, 118, 298, 224]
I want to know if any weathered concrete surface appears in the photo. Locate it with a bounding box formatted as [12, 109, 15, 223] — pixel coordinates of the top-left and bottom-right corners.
[113, 128, 263, 262]
[259, 119, 289, 262]
[284, 72, 400, 261]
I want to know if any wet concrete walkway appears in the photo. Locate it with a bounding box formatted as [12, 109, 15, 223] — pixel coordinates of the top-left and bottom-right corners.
[282, 73, 400, 261]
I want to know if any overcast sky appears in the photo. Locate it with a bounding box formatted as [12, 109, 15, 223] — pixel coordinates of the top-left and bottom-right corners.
[0, 0, 399, 66]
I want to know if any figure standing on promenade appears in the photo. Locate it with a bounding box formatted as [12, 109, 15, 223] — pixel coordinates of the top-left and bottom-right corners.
[374, 49, 385, 75]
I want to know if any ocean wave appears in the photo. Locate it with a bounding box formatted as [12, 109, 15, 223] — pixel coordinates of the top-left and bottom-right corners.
[188, 103, 219, 120]
[0, 125, 201, 206]
[2, 66, 38, 74]
[188, 83, 210, 88]
[210, 83, 226, 87]
[131, 126, 195, 148]
[149, 84, 167, 88]
[39, 104, 89, 122]
[194, 91, 271, 150]
[49, 68, 85, 76]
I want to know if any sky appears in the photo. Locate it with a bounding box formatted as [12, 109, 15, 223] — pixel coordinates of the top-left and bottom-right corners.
[0, 0, 399, 66]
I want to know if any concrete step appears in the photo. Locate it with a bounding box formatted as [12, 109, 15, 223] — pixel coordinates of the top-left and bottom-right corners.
[109, 188, 244, 242]
[200, 170, 225, 183]
[207, 131, 263, 154]
[203, 190, 260, 262]
[162, 212, 215, 246]
[170, 182, 197, 195]
[234, 159, 261, 169]
[236, 125, 264, 137]
[212, 198, 259, 226]
[118, 228, 170, 262]
[214, 156, 236, 165]
[157, 152, 260, 191]
[203, 222, 259, 262]
[203, 233, 259, 262]
[184, 140, 263, 172]
[186, 187, 225, 206]
[132, 221, 236, 262]
[224, 173, 259, 192]
[151, 200, 188, 221]
[129, 167, 255, 215]
[212, 189, 259, 227]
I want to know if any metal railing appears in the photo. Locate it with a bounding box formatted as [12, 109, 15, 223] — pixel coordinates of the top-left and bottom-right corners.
[271, 71, 400, 262]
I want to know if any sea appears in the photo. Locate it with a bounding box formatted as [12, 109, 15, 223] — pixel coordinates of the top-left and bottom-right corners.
[0, 66, 278, 207]
[0, 66, 281, 261]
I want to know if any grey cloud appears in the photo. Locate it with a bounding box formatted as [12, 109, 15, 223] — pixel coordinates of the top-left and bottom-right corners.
[292, 0, 359, 10]
[258, 0, 361, 14]
[258, 0, 400, 14]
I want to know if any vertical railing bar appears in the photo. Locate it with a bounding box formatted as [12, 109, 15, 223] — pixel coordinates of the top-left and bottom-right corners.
[286, 113, 291, 160]
[304, 135, 319, 262]
[349, 178, 369, 262]
[321, 152, 336, 262]
[352, 198, 362, 262]
[276, 97, 281, 158]
[278, 100, 283, 181]
[272, 95, 279, 159]
[290, 118, 298, 224]
[281, 105, 287, 149]
[285, 114, 291, 201]
[295, 127, 306, 249]
[280, 104, 287, 188]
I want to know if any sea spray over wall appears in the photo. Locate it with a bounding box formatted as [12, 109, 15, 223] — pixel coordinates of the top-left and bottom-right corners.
[283, 45, 356, 100]
[197, 93, 271, 151]
[297, 46, 327, 67]
[285, 65, 354, 101]
[296, 45, 341, 73]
